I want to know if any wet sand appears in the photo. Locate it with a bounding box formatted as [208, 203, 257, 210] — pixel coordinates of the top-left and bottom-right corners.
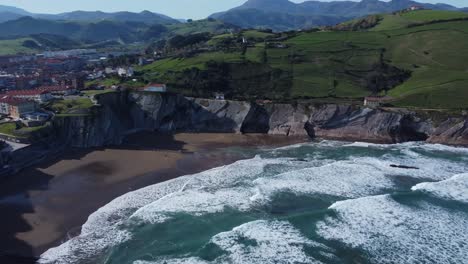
[0, 133, 308, 258]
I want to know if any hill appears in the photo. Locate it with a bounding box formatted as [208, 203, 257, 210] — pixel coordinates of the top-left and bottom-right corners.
[0, 5, 179, 24]
[36, 10, 179, 25]
[138, 10, 468, 109]
[0, 17, 148, 43]
[0, 17, 238, 54]
[0, 5, 31, 23]
[0, 5, 30, 16]
[210, 0, 466, 31]
[0, 16, 196, 44]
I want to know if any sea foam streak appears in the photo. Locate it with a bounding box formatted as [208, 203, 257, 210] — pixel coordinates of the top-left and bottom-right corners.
[412, 173, 468, 203]
[143, 220, 325, 264]
[40, 141, 468, 264]
[317, 195, 468, 264]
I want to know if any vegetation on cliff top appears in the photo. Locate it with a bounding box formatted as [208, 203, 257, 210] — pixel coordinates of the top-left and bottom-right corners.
[137, 10, 468, 109]
[0, 122, 51, 139]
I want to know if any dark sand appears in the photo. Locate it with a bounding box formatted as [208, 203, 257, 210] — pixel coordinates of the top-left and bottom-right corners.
[0, 133, 308, 258]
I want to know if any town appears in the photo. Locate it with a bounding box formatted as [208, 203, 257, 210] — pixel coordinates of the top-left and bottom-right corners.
[0, 49, 162, 141]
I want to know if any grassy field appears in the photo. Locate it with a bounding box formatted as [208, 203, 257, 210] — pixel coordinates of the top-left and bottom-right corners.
[167, 19, 234, 35]
[82, 89, 117, 96]
[0, 122, 51, 139]
[48, 98, 95, 116]
[371, 10, 468, 31]
[242, 30, 274, 39]
[136, 10, 468, 108]
[0, 122, 19, 136]
[0, 38, 38, 55]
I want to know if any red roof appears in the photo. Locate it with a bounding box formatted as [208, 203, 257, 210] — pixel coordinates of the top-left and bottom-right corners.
[0, 96, 33, 106]
[37, 85, 74, 92]
[4, 86, 74, 97]
[6, 89, 50, 96]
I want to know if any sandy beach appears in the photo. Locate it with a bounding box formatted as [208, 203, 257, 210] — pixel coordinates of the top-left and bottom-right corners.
[0, 132, 308, 259]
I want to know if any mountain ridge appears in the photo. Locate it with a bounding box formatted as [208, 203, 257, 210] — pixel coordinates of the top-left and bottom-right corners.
[210, 0, 467, 30]
[0, 5, 179, 24]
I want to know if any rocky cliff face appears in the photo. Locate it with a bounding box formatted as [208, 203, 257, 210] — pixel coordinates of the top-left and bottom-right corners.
[52, 91, 468, 147]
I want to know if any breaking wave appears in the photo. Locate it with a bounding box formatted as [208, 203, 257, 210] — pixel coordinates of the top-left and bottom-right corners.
[39, 141, 468, 264]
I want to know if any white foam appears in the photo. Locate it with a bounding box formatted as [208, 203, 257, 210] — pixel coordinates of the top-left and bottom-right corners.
[134, 258, 209, 264]
[343, 141, 393, 148]
[39, 179, 188, 263]
[152, 220, 325, 264]
[413, 142, 468, 154]
[412, 173, 468, 203]
[252, 160, 395, 201]
[40, 141, 468, 263]
[130, 188, 254, 224]
[40, 157, 289, 263]
[317, 195, 468, 264]
[211, 220, 322, 263]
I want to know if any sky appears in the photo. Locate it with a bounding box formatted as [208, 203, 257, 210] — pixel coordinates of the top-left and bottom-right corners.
[0, 0, 466, 19]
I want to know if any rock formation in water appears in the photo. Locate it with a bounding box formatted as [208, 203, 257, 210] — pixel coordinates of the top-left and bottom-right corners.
[52, 91, 467, 147]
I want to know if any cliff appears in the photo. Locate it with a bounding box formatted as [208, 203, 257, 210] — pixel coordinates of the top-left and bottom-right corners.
[51, 91, 468, 148]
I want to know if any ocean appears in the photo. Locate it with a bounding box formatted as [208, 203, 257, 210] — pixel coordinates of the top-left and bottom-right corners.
[39, 141, 468, 264]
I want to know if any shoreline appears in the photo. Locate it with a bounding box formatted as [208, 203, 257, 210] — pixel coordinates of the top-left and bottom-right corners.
[0, 132, 308, 258]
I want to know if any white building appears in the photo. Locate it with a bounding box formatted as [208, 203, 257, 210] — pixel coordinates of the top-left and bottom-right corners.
[117, 67, 134, 77]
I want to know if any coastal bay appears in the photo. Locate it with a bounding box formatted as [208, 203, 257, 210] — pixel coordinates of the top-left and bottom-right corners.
[0, 132, 307, 258]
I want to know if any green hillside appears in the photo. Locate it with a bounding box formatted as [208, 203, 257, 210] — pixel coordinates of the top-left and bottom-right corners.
[138, 11, 468, 109]
[167, 19, 237, 35]
[0, 37, 38, 55]
[371, 10, 468, 31]
[0, 17, 238, 54]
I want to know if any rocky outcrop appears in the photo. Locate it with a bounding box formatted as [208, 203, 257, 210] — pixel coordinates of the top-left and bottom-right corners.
[51, 91, 468, 148]
[305, 105, 431, 143]
[428, 118, 468, 146]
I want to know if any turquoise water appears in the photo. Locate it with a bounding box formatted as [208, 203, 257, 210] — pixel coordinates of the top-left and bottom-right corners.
[40, 141, 468, 264]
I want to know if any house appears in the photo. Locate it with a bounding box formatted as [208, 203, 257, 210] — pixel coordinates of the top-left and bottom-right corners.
[364, 96, 393, 108]
[409, 5, 424, 11]
[15, 76, 40, 90]
[40, 85, 78, 96]
[117, 67, 134, 77]
[0, 96, 37, 118]
[57, 74, 86, 90]
[105, 67, 116, 75]
[214, 92, 225, 100]
[140, 83, 167, 93]
[6, 89, 53, 103]
[0, 96, 10, 115]
[0, 74, 16, 90]
[22, 112, 50, 122]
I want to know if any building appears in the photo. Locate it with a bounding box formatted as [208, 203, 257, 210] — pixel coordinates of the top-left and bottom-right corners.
[15, 76, 40, 90]
[214, 92, 225, 100]
[364, 96, 393, 108]
[0, 96, 10, 115]
[42, 49, 97, 58]
[0, 96, 37, 118]
[117, 67, 135, 77]
[105, 67, 116, 75]
[22, 112, 50, 122]
[39, 85, 78, 96]
[57, 74, 86, 90]
[409, 5, 424, 11]
[140, 83, 167, 93]
[0, 74, 16, 90]
[6, 89, 53, 103]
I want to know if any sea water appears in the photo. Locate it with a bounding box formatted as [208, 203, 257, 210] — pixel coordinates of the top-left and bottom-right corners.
[39, 141, 468, 264]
